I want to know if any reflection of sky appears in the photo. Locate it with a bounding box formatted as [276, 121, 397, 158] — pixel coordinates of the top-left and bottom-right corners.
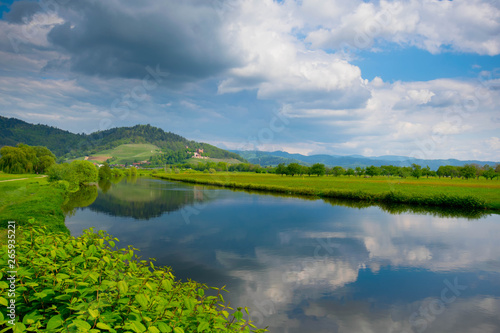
[65, 179, 500, 333]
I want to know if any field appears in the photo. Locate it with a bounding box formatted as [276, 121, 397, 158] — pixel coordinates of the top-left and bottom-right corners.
[0, 177, 68, 244]
[89, 143, 162, 164]
[154, 172, 500, 211]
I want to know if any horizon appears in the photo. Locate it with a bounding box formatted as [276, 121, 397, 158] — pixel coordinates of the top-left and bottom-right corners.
[1, 0, 499, 161]
[3, 115, 499, 163]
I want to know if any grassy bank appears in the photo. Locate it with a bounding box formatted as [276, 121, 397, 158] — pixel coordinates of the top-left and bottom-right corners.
[0, 177, 68, 241]
[154, 172, 500, 211]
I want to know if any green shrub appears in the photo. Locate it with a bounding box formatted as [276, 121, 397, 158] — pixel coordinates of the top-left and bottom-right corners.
[0, 226, 267, 333]
[51, 180, 70, 191]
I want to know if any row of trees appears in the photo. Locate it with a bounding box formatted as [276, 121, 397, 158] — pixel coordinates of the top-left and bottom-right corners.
[0, 144, 56, 174]
[273, 163, 500, 179]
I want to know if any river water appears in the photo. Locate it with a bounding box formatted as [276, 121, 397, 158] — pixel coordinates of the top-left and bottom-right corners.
[64, 176, 500, 333]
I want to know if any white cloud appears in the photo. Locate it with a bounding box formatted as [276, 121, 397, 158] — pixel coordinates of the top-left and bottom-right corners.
[303, 0, 500, 55]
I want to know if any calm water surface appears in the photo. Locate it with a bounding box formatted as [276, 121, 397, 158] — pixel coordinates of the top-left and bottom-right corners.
[64, 177, 500, 333]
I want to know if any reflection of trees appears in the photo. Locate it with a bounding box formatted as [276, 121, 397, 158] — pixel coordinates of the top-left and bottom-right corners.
[87, 183, 216, 220]
[62, 185, 98, 217]
[98, 179, 112, 193]
[322, 197, 489, 219]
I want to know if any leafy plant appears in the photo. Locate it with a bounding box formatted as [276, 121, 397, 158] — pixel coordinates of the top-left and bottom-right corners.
[0, 225, 267, 333]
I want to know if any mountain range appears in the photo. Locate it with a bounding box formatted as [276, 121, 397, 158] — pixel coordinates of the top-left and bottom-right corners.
[0, 116, 244, 162]
[1, 116, 497, 169]
[233, 150, 499, 170]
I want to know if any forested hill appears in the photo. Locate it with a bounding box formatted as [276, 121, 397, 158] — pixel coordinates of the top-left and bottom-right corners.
[0, 116, 245, 162]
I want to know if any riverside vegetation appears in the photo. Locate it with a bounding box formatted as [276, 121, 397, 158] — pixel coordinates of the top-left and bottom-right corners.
[0, 226, 266, 332]
[0, 148, 267, 331]
[154, 172, 500, 212]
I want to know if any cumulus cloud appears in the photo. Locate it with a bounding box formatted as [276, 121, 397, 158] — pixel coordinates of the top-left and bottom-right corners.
[304, 0, 500, 55]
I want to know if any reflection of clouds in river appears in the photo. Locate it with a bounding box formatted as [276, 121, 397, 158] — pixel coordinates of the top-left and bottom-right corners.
[360, 214, 500, 272]
[212, 213, 500, 332]
[303, 296, 500, 333]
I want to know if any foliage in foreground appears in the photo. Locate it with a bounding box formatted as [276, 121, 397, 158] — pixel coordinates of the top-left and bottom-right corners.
[0, 226, 267, 333]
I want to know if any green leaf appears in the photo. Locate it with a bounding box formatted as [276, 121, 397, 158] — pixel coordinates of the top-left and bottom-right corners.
[157, 322, 172, 333]
[130, 321, 147, 333]
[117, 280, 128, 294]
[109, 241, 116, 248]
[234, 311, 243, 321]
[197, 322, 210, 332]
[148, 327, 160, 333]
[88, 308, 99, 318]
[161, 279, 172, 292]
[13, 322, 26, 333]
[136, 294, 148, 308]
[96, 322, 112, 330]
[47, 314, 64, 330]
[184, 297, 196, 312]
[71, 256, 85, 264]
[0, 281, 8, 289]
[72, 319, 91, 330]
[0, 297, 7, 306]
[173, 328, 184, 333]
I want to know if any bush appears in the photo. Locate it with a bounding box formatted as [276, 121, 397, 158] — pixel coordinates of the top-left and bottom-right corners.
[98, 163, 112, 180]
[51, 180, 70, 191]
[0, 226, 267, 332]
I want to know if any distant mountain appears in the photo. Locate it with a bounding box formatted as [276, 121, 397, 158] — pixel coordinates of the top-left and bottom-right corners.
[233, 150, 499, 170]
[0, 116, 245, 162]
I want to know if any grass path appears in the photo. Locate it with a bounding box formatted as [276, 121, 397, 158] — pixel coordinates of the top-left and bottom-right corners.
[0, 175, 47, 183]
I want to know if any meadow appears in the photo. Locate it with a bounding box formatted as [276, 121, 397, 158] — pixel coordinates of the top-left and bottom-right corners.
[154, 172, 500, 211]
[88, 143, 162, 164]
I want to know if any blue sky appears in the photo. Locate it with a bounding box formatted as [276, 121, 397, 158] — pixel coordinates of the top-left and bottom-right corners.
[0, 0, 499, 160]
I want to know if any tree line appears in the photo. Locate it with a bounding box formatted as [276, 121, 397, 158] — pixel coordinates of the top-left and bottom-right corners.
[273, 162, 500, 179]
[0, 144, 56, 174]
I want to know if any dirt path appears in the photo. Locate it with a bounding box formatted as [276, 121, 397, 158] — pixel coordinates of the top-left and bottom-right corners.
[0, 175, 47, 183]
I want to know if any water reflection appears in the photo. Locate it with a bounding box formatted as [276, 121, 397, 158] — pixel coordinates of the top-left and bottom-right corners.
[62, 185, 98, 217]
[64, 177, 500, 333]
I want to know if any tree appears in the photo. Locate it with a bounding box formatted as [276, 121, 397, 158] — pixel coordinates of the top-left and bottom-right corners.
[345, 168, 355, 177]
[286, 163, 301, 177]
[422, 165, 431, 178]
[275, 163, 287, 176]
[460, 164, 476, 180]
[33, 146, 56, 173]
[365, 165, 380, 177]
[69, 160, 99, 187]
[355, 166, 365, 177]
[482, 167, 496, 180]
[98, 163, 112, 180]
[310, 163, 326, 176]
[331, 166, 345, 177]
[411, 164, 422, 179]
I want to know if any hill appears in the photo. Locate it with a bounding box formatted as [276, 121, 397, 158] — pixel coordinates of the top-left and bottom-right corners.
[0, 116, 245, 163]
[234, 150, 499, 170]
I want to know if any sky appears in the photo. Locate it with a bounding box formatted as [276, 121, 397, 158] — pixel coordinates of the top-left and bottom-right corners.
[0, 0, 499, 161]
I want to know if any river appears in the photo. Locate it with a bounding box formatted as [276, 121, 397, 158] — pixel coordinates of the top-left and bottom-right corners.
[64, 176, 500, 333]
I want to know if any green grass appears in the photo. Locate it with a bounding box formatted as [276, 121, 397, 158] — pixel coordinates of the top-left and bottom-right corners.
[154, 172, 500, 211]
[0, 172, 43, 181]
[0, 177, 68, 239]
[88, 143, 162, 164]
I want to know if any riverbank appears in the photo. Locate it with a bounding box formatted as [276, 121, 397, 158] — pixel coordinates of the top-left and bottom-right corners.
[0, 177, 68, 243]
[154, 172, 500, 211]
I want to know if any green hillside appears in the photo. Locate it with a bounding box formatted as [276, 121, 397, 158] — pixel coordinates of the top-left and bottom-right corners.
[0, 116, 246, 163]
[88, 144, 162, 164]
